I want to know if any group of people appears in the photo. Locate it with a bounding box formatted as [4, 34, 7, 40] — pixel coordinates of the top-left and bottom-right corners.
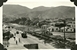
[3, 26, 22, 47]
[13, 31, 21, 45]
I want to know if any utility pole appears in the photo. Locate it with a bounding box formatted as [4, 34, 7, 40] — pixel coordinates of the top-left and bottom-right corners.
[63, 20, 66, 48]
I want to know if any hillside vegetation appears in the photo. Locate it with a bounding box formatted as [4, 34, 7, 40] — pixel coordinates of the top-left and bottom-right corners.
[3, 5, 75, 22]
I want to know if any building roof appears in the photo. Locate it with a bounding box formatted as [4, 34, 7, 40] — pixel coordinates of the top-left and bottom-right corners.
[34, 29, 42, 32]
[48, 26, 58, 29]
[61, 27, 69, 29]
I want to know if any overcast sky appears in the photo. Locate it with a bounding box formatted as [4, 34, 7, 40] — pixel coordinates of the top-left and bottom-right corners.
[4, 0, 75, 9]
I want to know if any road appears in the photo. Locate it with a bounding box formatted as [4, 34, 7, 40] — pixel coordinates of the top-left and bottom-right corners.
[6, 23, 75, 49]
[6, 24, 56, 49]
[7, 30, 55, 49]
[21, 34, 55, 49]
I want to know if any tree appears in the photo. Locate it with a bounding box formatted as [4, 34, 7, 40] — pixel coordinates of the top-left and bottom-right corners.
[55, 20, 67, 48]
[38, 20, 50, 28]
[55, 19, 66, 32]
[31, 17, 39, 26]
[55, 23, 66, 32]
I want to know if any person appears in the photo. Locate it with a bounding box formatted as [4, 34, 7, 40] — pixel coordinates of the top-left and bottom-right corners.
[3, 30, 11, 47]
[15, 31, 21, 45]
[16, 31, 21, 43]
[13, 32, 16, 41]
[15, 37, 18, 45]
[10, 27, 16, 41]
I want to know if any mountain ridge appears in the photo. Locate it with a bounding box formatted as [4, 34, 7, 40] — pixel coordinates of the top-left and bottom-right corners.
[3, 5, 75, 22]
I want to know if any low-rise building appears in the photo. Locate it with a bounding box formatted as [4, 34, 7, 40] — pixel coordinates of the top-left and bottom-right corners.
[49, 23, 56, 26]
[41, 25, 48, 30]
[67, 23, 75, 28]
[61, 27, 75, 33]
[47, 26, 59, 32]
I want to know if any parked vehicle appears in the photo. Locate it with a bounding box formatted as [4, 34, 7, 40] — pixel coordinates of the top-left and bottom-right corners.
[21, 32, 27, 38]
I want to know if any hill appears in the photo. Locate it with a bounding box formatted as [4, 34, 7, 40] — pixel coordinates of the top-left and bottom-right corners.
[32, 6, 51, 11]
[3, 5, 75, 22]
[3, 5, 31, 22]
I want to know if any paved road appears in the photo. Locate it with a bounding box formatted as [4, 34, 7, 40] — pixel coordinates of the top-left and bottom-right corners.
[7, 28, 55, 49]
[7, 38, 26, 50]
[21, 34, 55, 49]
[5, 23, 75, 50]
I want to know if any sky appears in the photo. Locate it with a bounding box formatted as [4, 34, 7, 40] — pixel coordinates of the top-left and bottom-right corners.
[4, 0, 75, 9]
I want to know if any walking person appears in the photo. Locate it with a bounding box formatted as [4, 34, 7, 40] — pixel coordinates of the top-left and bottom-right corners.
[10, 27, 16, 41]
[16, 31, 21, 43]
[15, 31, 21, 45]
[13, 33, 16, 41]
[15, 37, 18, 45]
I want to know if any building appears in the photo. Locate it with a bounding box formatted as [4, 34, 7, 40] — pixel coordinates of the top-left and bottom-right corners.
[61, 27, 75, 33]
[47, 26, 59, 32]
[49, 23, 56, 26]
[67, 23, 75, 28]
[41, 25, 48, 30]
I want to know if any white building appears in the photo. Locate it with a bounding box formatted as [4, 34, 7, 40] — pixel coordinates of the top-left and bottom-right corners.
[61, 27, 75, 33]
[41, 25, 48, 30]
[47, 26, 59, 32]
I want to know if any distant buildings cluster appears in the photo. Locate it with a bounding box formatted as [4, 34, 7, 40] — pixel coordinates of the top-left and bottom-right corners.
[41, 17, 75, 33]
